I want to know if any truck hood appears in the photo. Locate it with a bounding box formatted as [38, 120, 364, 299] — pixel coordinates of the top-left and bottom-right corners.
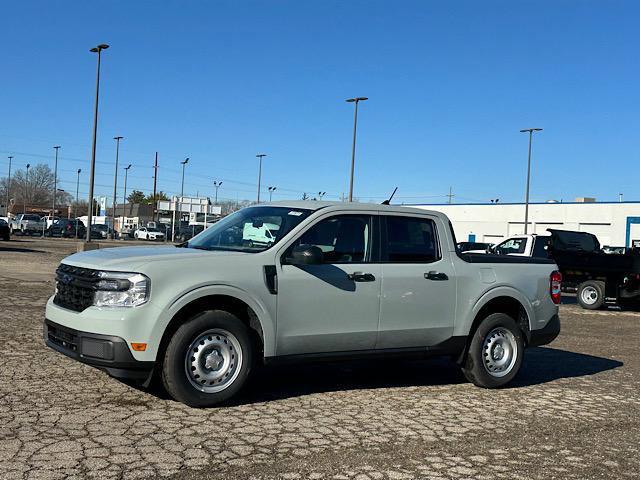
[62, 246, 249, 271]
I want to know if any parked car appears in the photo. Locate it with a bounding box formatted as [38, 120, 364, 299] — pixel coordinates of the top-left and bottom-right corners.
[134, 226, 165, 241]
[45, 201, 560, 407]
[457, 241, 493, 254]
[0, 218, 10, 241]
[91, 224, 113, 239]
[42, 216, 60, 229]
[174, 224, 205, 243]
[46, 219, 86, 238]
[10, 214, 43, 236]
[493, 231, 640, 309]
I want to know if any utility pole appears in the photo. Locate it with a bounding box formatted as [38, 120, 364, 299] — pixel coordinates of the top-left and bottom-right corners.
[52, 146, 61, 218]
[213, 181, 222, 205]
[75, 169, 81, 238]
[447, 186, 454, 204]
[24, 164, 30, 214]
[86, 43, 109, 242]
[619, 193, 624, 203]
[520, 128, 543, 234]
[152, 152, 158, 223]
[346, 97, 368, 202]
[122, 164, 131, 235]
[110, 136, 123, 238]
[256, 154, 266, 203]
[5, 156, 12, 216]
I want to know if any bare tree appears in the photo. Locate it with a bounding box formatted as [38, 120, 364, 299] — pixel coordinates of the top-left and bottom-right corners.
[0, 163, 72, 213]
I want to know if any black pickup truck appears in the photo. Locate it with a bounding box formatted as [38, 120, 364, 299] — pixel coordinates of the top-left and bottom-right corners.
[546, 230, 640, 309]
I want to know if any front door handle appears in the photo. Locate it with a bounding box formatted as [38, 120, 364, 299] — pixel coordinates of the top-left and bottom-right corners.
[347, 271, 376, 282]
[425, 271, 448, 281]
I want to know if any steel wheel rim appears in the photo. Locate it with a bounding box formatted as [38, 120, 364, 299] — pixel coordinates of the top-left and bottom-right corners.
[580, 286, 599, 305]
[482, 327, 518, 378]
[184, 328, 243, 393]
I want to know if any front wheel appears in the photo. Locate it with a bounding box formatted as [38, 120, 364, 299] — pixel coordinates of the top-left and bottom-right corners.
[577, 280, 605, 310]
[161, 310, 254, 407]
[461, 313, 524, 388]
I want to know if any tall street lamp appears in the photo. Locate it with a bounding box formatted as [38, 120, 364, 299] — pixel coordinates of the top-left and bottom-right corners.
[256, 154, 266, 203]
[268, 186, 276, 202]
[52, 146, 61, 217]
[318, 191, 326, 200]
[122, 164, 132, 234]
[346, 97, 368, 202]
[180, 158, 189, 197]
[24, 163, 31, 213]
[213, 181, 222, 205]
[75, 169, 82, 238]
[86, 43, 109, 242]
[110, 136, 123, 238]
[520, 128, 543, 234]
[5, 156, 12, 216]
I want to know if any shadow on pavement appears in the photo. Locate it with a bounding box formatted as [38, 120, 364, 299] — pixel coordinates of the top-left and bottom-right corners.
[513, 346, 623, 387]
[0, 244, 44, 253]
[125, 346, 623, 405]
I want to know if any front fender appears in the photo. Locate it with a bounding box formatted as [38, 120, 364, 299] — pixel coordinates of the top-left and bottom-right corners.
[159, 284, 276, 357]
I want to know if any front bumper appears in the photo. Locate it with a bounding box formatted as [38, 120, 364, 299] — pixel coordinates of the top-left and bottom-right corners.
[528, 314, 560, 347]
[44, 319, 154, 381]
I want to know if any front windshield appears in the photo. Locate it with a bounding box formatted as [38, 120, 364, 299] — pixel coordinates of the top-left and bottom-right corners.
[187, 206, 313, 252]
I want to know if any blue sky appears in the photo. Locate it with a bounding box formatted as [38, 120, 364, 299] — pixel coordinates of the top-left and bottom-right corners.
[1, 0, 638, 205]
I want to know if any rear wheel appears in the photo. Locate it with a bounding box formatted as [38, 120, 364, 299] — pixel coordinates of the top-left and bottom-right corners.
[161, 310, 254, 407]
[577, 280, 605, 310]
[461, 313, 524, 388]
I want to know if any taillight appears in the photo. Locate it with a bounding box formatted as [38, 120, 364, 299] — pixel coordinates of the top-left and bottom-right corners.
[550, 270, 562, 304]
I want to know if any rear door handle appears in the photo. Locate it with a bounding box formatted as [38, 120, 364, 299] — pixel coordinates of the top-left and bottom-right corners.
[425, 271, 448, 281]
[347, 272, 376, 282]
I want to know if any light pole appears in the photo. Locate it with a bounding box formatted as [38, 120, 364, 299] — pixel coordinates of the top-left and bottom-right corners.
[346, 97, 368, 202]
[122, 164, 131, 234]
[180, 158, 189, 197]
[256, 154, 266, 203]
[268, 186, 276, 201]
[86, 43, 109, 242]
[520, 128, 543, 234]
[24, 163, 30, 213]
[75, 169, 81, 238]
[110, 136, 123, 238]
[318, 191, 326, 200]
[5, 156, 12, 216]
[213, 181, 222, 204]
[52, 146, 61, 218]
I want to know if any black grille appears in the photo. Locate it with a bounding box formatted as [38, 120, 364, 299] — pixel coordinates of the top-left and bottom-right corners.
[47, 322, 79, 352]
[53, 264, 100, 312]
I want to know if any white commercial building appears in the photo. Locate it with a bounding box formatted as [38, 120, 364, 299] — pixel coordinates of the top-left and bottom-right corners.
[411, 201, 640, 248]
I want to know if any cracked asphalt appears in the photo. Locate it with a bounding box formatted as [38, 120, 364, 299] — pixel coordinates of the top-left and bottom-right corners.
[1, 237, 639, 479]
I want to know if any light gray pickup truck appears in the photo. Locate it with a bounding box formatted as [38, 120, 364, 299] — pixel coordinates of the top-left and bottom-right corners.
[45, 202, 561, 407]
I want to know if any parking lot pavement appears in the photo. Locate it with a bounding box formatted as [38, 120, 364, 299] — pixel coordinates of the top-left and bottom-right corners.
[1, 238, 639, 480]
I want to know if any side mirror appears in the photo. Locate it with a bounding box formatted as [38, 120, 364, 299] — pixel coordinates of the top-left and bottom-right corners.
[486, 245, 494, 254]
[288, 244, 323, 265]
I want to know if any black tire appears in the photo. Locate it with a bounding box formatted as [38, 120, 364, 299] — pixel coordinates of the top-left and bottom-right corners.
[577, 280, 605, 310]
[3, 234, 9, 241]
[161, 310, 254, 407]
[461, 313, 525, 388]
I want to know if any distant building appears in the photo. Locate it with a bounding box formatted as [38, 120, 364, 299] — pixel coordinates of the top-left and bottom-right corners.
[410, 200, 640, 247]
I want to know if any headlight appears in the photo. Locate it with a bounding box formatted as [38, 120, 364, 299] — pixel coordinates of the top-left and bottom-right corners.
[93, 271, 150, 307]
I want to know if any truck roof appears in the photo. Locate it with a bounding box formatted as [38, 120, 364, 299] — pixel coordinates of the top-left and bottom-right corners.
[264, 200, 446, 218]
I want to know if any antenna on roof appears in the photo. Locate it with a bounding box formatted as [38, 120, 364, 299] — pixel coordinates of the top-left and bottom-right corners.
[381, 187, 398, 205]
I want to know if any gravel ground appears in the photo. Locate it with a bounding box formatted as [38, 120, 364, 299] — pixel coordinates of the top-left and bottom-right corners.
[0, 237, 639, 480]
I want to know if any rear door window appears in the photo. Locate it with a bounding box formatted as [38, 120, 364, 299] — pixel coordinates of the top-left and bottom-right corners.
[382, 216, 440, 263]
